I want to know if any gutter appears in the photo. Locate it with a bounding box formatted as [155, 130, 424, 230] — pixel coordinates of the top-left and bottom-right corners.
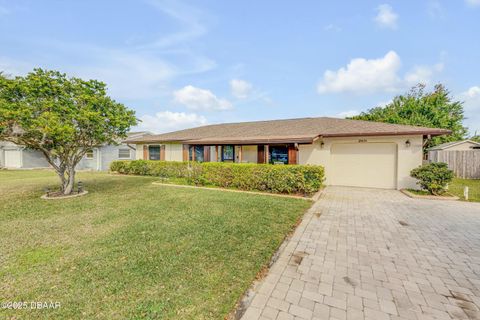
[124, 129, 451, 145]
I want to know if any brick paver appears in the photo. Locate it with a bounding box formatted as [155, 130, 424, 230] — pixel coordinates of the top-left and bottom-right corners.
[241, 187, 480, 320]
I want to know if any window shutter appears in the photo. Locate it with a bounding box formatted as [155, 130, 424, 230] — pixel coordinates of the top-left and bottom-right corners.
[257, 145, 265, 164]
[143, 145, 148, 160]
[204, 146, 210, 162]
[183, 145, 189, 161]
[288, 145, 297, 164]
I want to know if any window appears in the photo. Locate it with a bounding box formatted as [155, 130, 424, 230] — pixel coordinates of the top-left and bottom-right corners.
[149, 145, 160, 160]
[269, 146, 288, 164]
[189, 146, 204, 162]
[85, 149, 94, 159]
[118, 148, 131, 159]
[222, 145, 234, 162]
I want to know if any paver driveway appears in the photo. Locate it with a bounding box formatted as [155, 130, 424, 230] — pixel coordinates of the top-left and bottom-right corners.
[241, 186, 480, 320]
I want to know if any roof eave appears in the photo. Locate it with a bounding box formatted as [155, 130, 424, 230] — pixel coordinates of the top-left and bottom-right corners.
[322, 130, 451, 138]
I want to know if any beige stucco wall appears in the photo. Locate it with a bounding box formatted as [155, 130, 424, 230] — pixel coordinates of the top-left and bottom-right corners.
[134, 143, 183, 161]
[165, 144, 183, 161]
[135, 144, 144, 159]
[299, 135, 423, 190]
[241, 146, 258, 163]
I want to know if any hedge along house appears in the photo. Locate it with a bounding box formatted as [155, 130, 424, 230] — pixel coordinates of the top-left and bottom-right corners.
[125, 117, 450, 190]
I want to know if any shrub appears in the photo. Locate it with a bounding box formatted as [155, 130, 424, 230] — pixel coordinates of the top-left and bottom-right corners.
[110, 160, 325, 195]
[410, 162, 454, 195]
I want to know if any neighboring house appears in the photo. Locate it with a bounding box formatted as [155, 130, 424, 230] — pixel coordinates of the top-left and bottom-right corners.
[76, 132, 150, 171]
[428, 140, 480, 153]
[0, 141, 50, 169]
[1, 132, 149, 171]
[125, 117, 450, 190]
[428, 140, 480, 179]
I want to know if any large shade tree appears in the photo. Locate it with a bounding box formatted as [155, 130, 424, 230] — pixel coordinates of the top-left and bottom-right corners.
[0, 69, 137, 195]
[350, 84, 468, 148]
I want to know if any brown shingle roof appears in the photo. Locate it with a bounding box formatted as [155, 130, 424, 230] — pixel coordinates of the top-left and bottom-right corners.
[126, 117, 450, 144]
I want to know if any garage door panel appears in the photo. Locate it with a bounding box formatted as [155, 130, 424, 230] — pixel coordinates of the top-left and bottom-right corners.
[330, 143, 396, 189]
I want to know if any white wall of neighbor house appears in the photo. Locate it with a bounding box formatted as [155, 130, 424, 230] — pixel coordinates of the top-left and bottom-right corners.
[442, 141, 479, 151]
[299, 135, 423, 190]
[241, 145, 258, 163]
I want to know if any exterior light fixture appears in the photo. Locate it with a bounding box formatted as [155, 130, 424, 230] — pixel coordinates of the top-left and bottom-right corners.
[405, 140, 411, 147]
[78, 181, 83, 193]
[320, 141, 325, 148]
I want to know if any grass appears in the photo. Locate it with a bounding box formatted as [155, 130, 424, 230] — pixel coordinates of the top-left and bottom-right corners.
[449, 178, 480, 202]
[0, 170, 312, 319]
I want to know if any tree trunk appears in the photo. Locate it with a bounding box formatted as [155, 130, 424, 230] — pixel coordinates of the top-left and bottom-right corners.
[63, 167, 76, 195]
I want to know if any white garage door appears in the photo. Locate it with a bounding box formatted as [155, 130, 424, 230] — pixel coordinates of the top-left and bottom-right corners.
[4, 150, 22, 168]
[330, 143, 397, 189]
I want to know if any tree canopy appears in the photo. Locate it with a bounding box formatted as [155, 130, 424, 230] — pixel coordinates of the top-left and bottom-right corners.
[0, 69, 137, 195]
[350, 84, 467, 148]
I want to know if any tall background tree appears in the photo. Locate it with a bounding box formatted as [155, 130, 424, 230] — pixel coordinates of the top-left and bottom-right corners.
[0, 69, 137, 195]
[350, 84, 468, 149]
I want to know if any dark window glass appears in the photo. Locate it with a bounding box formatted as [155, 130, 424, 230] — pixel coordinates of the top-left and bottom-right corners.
[195, 146, 204, 162]
[149, 146, 160, 160]
[189, 146, 204, 162]
[270, 146, 288, 164]
[222, 145, 234, 162]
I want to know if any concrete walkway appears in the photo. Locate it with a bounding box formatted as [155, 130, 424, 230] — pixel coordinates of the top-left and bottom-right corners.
[241, 186, 480, 320]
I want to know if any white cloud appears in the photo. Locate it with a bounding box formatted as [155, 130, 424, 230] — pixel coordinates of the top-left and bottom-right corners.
[374, 4, 398, 29]
[72, 50, 175, 100]
[324, 24, 342, 32]
[336, 110, 361, 118]
[0, 1, 216, 102]
[317, 51, 444, 94]
[459, 86, 480, 134]
[143, 0, 207, 48]
[136, 111, 207, 133]
[404, 63, 444, 86]
[317, 51, 402, 94]
[466, 0, 480, 7]
[230, 79, 253, 99]
[173, 85, 233, 111]
[0, 56, 32, 76]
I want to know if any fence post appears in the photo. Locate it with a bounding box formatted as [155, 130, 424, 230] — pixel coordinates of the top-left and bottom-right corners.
[464, 186, 469, 201]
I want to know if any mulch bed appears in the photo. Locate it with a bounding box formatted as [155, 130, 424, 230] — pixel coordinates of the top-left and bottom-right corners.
[401, 189, 459, 201]
[41, 190, 88, 200]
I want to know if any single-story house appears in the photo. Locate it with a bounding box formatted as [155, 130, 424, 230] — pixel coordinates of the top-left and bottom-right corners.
[428, 140, 480, 152]
[0, 141, 50, 169]
[77, 131, 150, 171]
[1, 131, 149, 171]
[427, 140, 480, 179]
[125, 117, 450, 190]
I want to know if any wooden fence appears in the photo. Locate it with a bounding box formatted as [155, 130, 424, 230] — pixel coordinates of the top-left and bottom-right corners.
[428, 150, 480, 179]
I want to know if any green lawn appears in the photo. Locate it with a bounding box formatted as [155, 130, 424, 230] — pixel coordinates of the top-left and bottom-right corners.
[0, 170, 311, 319]
[449, 178, 480, 202]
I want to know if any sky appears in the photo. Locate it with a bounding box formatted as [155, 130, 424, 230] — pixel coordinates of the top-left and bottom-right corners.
[0, 0, 479, 135]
